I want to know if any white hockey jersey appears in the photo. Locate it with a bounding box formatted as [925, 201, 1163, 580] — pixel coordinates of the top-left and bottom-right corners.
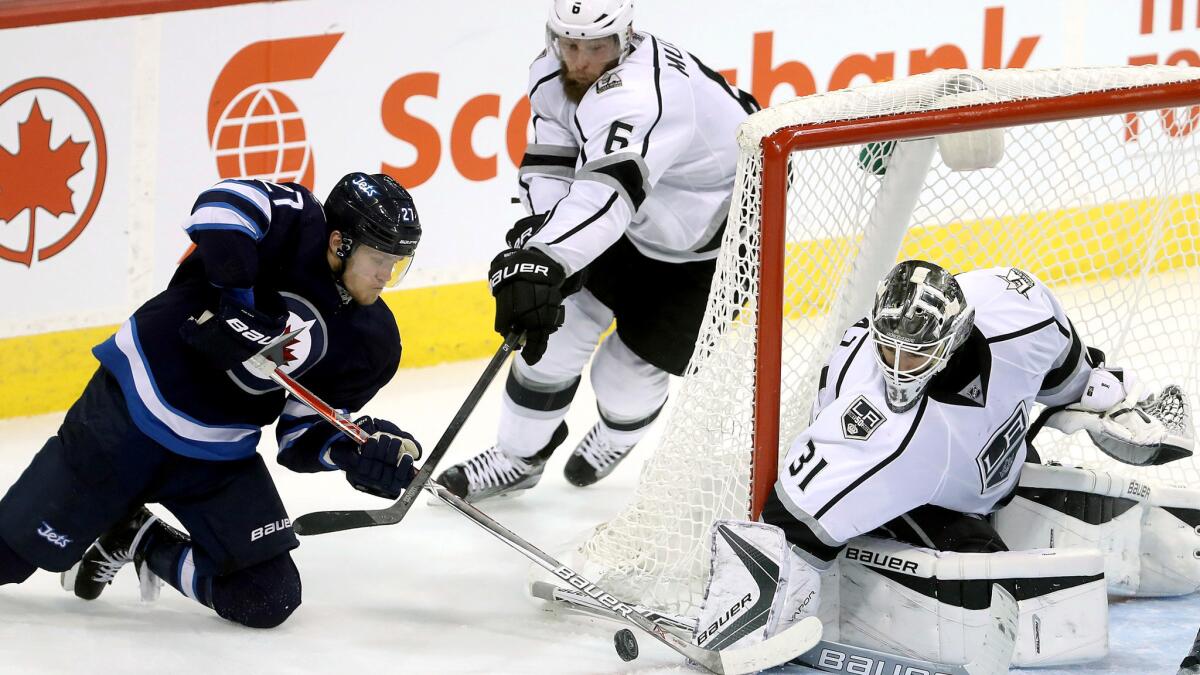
[773, 267, 1097, 553]
[518, 32, 756, 274]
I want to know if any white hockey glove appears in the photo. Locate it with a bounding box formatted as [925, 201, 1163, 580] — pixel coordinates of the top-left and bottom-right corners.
[693, 520, 821, 651]
[1043, 367, 1194, 466]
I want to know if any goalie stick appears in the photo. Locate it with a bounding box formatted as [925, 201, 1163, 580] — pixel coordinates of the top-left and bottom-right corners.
[262, 363, 822, 673]
[288, 332, 522, 535]
[530, 579, 1018, 675]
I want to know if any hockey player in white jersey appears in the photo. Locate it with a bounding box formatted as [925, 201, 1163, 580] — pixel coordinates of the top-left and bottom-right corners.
[436, 0, 758, 501]
[692, 260, 1194, 660]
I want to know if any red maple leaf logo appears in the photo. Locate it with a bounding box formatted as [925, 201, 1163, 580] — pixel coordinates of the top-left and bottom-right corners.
[0, 99, 89, 264]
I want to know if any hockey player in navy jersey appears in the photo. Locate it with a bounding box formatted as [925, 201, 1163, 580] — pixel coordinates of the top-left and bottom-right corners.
[689, 260, 1194, 659]
[0, 172, 423, 629]
[436, 0, 759, 501]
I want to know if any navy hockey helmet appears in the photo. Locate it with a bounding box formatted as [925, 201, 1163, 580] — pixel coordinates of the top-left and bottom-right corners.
[325, 172, 421, 287]
[870, 260, 975, 413]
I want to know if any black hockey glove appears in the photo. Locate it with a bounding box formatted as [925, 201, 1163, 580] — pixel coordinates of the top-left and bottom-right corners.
[489, 247, 566, 366]
[328, 417, 421, 500]
[180, 295, 287, 371]
[505, 213, 547, 249]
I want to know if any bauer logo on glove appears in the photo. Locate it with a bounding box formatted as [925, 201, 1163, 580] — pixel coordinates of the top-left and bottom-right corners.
[489, 259, 553, 289]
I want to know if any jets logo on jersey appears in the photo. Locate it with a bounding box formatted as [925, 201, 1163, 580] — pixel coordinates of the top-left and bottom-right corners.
[842, 396, 886, 441]
[228, 292, 328, 394]
[976, 400, 1027, 493]
[595, 71, 623, 94]
[998, 267, 1035, 298]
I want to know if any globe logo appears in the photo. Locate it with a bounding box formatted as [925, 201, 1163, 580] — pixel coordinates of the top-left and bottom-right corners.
[211, 85, 313, 186]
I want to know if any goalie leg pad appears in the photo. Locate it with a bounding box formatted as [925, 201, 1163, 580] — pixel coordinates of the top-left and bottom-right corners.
[1138, 482, 1200, 596]
[693, 520, 821, 651]
[838, 536, 1107, 667]
[993, 462, 1146, 594]
[995, 462, 1200, 596]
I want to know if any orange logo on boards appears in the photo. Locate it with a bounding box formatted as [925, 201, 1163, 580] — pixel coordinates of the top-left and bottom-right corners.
[207, 34, 342, 190]
[0, 78, 107, 267]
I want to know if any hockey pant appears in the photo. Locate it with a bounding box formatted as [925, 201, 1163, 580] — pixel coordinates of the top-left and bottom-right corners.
[499, 289, 668, 458]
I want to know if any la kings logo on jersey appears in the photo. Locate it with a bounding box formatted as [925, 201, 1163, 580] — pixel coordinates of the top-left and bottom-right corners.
[976, 400, 1027, 493]
[842, 396, 886, 441]
[595, 71, 623, 94]
[998, 267, 1035, 298]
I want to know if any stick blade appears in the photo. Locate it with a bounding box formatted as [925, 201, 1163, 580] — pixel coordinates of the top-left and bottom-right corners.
[717, 616, 823, 675]
[965, 584, 1019, 675]
[292, 509, 385, 536]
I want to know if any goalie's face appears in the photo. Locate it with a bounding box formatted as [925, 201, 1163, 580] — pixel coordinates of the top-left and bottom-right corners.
[872, 334, 951, 413]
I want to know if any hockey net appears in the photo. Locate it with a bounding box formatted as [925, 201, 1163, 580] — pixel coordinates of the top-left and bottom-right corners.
[576, 65, 1200, 616]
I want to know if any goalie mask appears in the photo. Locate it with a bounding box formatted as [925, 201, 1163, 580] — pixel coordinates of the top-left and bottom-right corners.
[870, 260, 975, 413]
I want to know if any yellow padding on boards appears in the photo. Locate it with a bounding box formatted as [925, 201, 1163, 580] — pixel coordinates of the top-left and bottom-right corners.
[0, 280, 495, 419]
[783, 195, 1199, 318]
[0, 326, 118, 419]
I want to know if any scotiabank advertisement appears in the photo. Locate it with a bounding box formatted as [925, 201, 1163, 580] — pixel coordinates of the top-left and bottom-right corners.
[0, 0, 1198, 338]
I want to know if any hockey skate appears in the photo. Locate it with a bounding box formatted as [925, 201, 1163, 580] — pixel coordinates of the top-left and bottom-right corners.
[563, 422, 638, 487]
[62, 506, 163, 602]
[437, 423, 567, 503]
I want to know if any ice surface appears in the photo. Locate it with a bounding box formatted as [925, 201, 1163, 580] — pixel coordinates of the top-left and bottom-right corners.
[0, 356, 1195, 674]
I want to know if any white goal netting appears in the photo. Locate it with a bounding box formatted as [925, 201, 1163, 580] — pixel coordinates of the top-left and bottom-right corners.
[577, 65, 1200, 616]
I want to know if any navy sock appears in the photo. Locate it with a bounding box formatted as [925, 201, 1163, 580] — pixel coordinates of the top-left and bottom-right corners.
[0, 534, 36, 585]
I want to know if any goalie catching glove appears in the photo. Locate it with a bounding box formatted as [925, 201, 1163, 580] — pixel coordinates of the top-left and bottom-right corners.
[327, 417, 422, 499]
[1041, 367, 1194, 466]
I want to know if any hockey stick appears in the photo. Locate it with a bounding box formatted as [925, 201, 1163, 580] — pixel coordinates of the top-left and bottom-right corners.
[261, 366, 821, 673]
[427, 480, 822, 674]
[531, 579, 1018, 675]
[281, 332, 522, 536]
[1179, 626, 1200, 674]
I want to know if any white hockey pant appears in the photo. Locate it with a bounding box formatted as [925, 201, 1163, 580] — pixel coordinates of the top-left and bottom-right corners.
[498, 289, 669, 458]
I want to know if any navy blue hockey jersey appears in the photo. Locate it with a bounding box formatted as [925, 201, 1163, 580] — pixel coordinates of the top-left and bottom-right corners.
[93, 179, 401, 463]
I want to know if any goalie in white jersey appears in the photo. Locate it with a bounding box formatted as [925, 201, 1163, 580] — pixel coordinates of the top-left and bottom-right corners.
[436, 0, 758, 501]
[694, 259, 1194, 654]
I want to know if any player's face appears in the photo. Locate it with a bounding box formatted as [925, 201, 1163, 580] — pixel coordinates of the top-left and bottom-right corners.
[340, 244, 413, 305]
[555, 36, 620, 101]
[877, 345, 935, 375]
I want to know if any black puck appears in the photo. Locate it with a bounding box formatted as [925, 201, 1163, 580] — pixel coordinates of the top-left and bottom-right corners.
[614, 628, 639, 661]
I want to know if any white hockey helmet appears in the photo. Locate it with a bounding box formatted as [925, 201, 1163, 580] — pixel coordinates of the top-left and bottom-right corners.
[546, 0, 636, 62]
[869, 260, 975, 413]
